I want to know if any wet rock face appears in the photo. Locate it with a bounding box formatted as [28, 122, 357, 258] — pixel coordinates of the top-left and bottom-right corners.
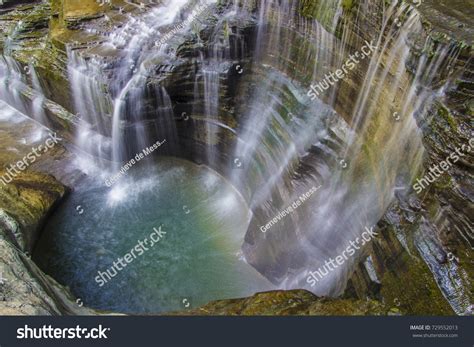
[62, 0, 106, 27]
[0, 231, 97, 315]
[0, 172, 66, 252]
[0, 0, 472, 316]
[415, 0, 473, 45]
[338, 5, 473, 315]
[0, 114, 100, 315]
[290, 0, 473, 315]
[0, 171, 68, 316]
[0, 0, 39, 12]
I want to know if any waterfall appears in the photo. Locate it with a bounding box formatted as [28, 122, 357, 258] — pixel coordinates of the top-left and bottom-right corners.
[194, 11, 236, 166]
[29, 64, 49, 126]
[0, 56, 30, 114]
[0, 0, 469, 313]
[216, 0, 464, 299]
[202, 66, 220, 164]
[293, 2, 428, 295]
[67, 48, 114, 172]
[0, 56, 49, 128]
[66, 0, 219, 172]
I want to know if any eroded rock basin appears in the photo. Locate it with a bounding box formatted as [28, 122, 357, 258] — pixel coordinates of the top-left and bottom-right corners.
[1, 0, 472, 317]
[33, 157, 273, 314]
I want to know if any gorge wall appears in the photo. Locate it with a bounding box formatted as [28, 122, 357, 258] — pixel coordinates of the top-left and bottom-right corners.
[0, 0, 472, 315]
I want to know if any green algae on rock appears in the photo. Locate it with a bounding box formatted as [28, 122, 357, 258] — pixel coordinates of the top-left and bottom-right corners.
[169, 290, 388, 315]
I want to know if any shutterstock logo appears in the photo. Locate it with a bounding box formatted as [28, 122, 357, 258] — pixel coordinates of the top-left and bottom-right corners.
[17, 325, 110, 340]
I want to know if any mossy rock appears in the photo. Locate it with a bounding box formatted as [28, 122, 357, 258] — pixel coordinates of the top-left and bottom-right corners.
[380, 251, 454, 315]
[299, 0, 342, 32]
[63, 0, 106, 27]
[169, 290, 388, 315]
[0, 171, 67, 252]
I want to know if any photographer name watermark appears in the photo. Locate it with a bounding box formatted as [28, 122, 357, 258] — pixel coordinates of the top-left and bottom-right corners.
[260, 185, 322, 233]
[155, 2, 213, 48]
[105, 139, 166, 187]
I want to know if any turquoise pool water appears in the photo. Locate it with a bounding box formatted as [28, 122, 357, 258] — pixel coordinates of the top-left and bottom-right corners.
[33, 157, 273, 314]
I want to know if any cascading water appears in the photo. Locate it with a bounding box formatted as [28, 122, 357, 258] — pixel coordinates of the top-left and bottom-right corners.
[67, 0, 218, 171]
[221, 0, 465, 303]
[0, 56, 50, 128]
[0, 0, 470, 315]
[30, 0, 276, 314]
[67, 48, 113, 171]
[0, 56, 28, 114]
